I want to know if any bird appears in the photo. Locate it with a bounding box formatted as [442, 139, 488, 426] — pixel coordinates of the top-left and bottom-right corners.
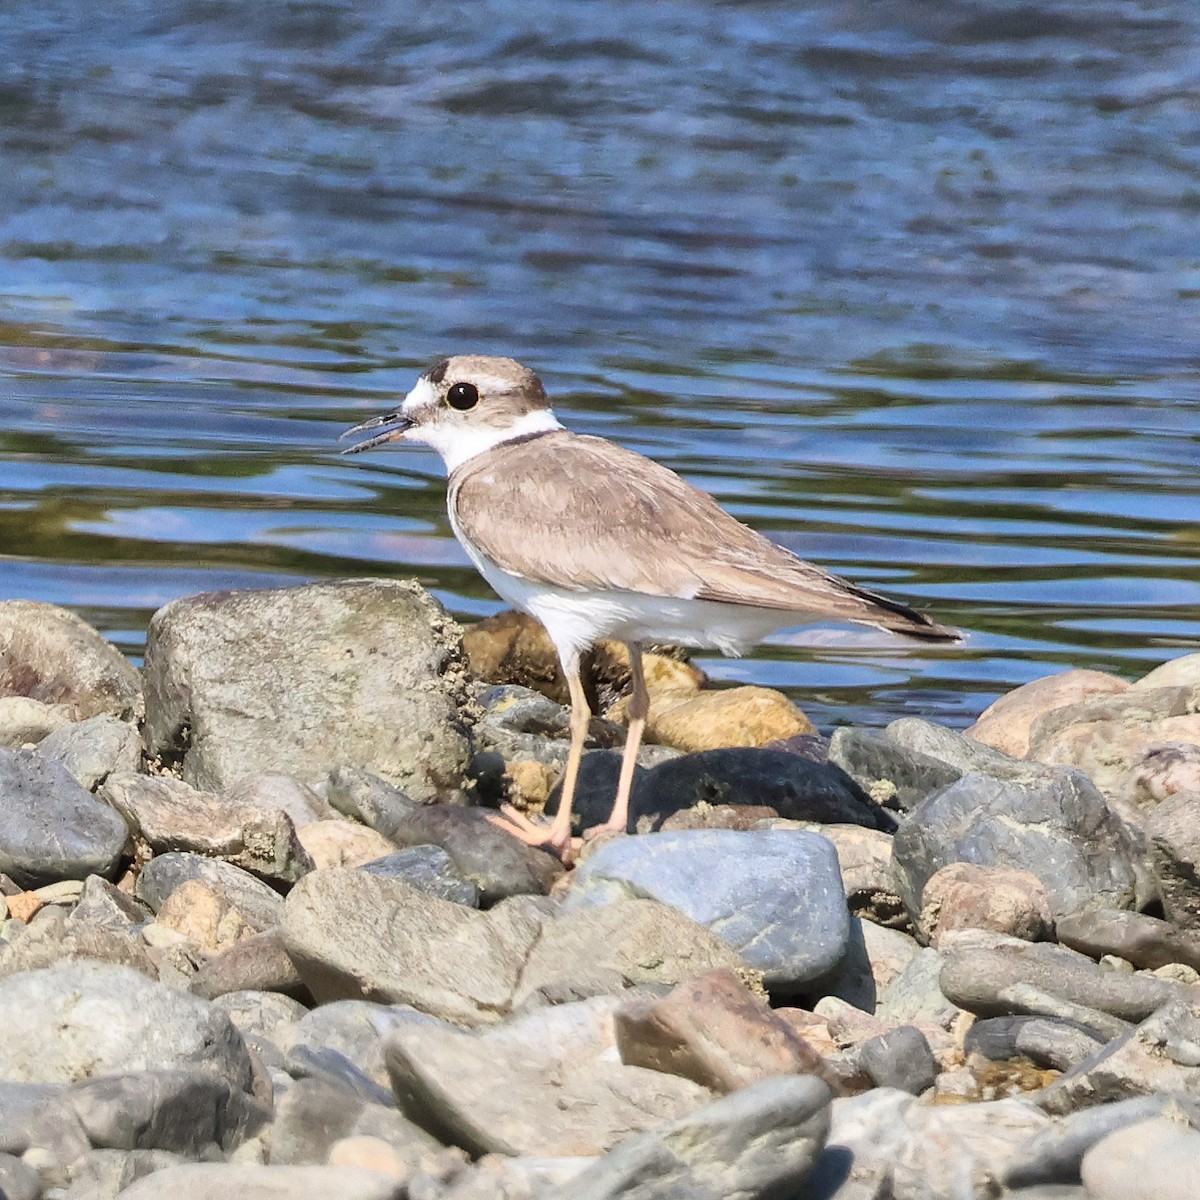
[342, 355, 959, 855]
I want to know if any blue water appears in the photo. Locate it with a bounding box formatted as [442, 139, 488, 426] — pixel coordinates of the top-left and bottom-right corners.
[1, 1, 1197, 729]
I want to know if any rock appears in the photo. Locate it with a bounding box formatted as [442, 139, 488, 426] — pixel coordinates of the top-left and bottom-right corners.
[0, 1153, 39, 1200]
[211, 991, 305, 1066]
[875, 946, 962, 1026]
[1038, 998, 1200, 1113]
[0, 599, 143, 722]
[281, 868, 543, 1025]
[660, 804, 779, 832]
[297, 821, 397, 871]
[1136, 652, 1200, 689]
[966, 669, 1130, 758]
[966, 1015, 1108, 1071]
[360, 846, 480, 907]
[857, 1026, 937, 1095]
[114, 1163, 406, 1200]
[940, 937, 1185, 1025]
[63, 1068, 266, 1154]
[918, 862, 1054, 946]
[224, 774, 334, 829]
[103, 774, 312, 888]
[1056, 909, 1200, 973]
[323, 768, 418, 837]
[266, 1076, 441, 1169]
[637, 685, 815, 753]
[37, 715, 142, 790]
[385, 996, 713, 1156]
[1147, 790, 1200, 926]
[0, 907, 155, 979]
[135, 853, 284, 932]
[142, 579, 472, 800]
[189, 929, 307, 1001]
[57, 1147, 182, 1198]
[814, 916, 921, 1012]
[1080, 1116, 1200, 1200]
[544, 1074, 831, 1200]
[155, 880, 256, 953]
[613, 968, 832, 1093]
[1117, 742, 1200, 817]
[563, 830, 849, 990]
[827, 726, 962, 811]
[575, 747, 895, 836]
[775, 821, 901, 921]
[288, 1000, 396, 1095]
[0, 747, 129, 888]
[0, 962, 253, 1089]
[375, 803, 563, 905]
[70, 875, 153, 932]
[0, 695, 71, 746]
[515, 899, 749, 1009]
[891, 768, 1141, 921]
[885, 717, 1046, 780]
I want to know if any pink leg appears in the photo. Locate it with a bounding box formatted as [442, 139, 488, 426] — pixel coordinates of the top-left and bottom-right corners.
[586, 641, 647, 839]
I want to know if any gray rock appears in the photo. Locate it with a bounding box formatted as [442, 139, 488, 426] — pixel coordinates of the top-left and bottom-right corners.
[142, 579, 472, 800]
[64, 1068, 267, 1154]
[891, 768, 1141, 921]
[813, 916, 920, 1012]
[545, 1075, 831, 1200]
[361, 846, 480, 907]
[281, 868, 544, 1025]
[103, 774, 312, 888]
[0, 747, 129, 888]
[136, 853, 284, 931]
[385, 996, 712, 1157]
[378, 803, 563, 905]
[288, 999, 396, 1094]
[1038, 998, 1200, 1114]
[876, 946, 961, 1025]
[266, 1076, 440, 1168]
[514, 899, 750, 1010]
[1004, 1094, 1200, 1189]
[211, 991, 306, 1067]
[1080, 1114, 1200, 1200]
[1147, 790, 1200, 926]
[1057, 908, 1200, 973]
[563, 830, 850, 990]
[0, 907, 155, 980]
[323, 767, 418, 836]
[828, 726, 962, 812]
[965, 1016, 1107, 1071]
[0, 1082, 67, 1154]
[224, 774, 334, 829]
[858, 1026, 937, 1095]
[940, 937, 1187, 1025]
[589, 747, 897, 835]
[189, 929, 307, 1001]
[70, 875, 153, 932]
[282, 1044, 394, 1107]
[0, 1153, 39, 1200]
[38, 715, 142, 789]
[0, 962, 253, 1090]
[885, 717, 1050, 780]
[58, 1148, 182, 1200]
[114, 1163, 406, 1200]
[0, 599, 143, 722]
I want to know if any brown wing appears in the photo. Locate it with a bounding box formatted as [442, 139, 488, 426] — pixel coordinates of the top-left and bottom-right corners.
[451, 431, 956, 640]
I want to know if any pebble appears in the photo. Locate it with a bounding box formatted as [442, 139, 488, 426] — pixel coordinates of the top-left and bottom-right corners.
[135, 852, 284, 931]
[857, 1025, 938, 1095]
[563, 829, 850, 989]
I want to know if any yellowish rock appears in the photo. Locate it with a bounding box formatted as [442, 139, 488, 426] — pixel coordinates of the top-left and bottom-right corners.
[155, 879, 253, 952]
[5, 892, 41, 923]
[504, 758, 557, 809]
[297, 819, 397, 870]
[640, 685, 815, 753]
[327, 1135, 408, 1178]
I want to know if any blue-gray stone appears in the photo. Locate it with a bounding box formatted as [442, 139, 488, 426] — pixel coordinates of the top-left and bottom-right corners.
[360, 844, 480, 907]
[0, 747, 130, 888]
[563, 830, 850, 990]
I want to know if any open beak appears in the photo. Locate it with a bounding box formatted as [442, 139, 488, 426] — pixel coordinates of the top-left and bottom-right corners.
[339, 410, 414, 455]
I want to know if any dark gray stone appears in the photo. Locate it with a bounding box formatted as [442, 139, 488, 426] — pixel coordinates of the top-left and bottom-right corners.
[142, 579, 473, 800]
[360, 845, 480, 907]
[136, 853, 284, 931]
[562, 747, 896, 836]
[323, 767, 418, 837]
[70, 875, 153, 932]
[266, 1076, 440, 1166]
[543, 1075, 832, 1200]
[64, 1068, 267, 1154]
[282, 1044, 395, 1107]
[827, 726, 962, 812]
[0, 748, 129, 888]
[966, 1016, 1108, 1069]
[563, 829, 850, 990]
[858, 1026, 937, 1095]
[37, 715, 142, 790]
[892, 769, 1141, 921]
[1057, 909, 1200, 973]
[0, 962, 254, 1090]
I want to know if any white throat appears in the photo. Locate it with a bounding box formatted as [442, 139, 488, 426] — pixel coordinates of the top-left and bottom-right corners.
[400, 378, 564, 474]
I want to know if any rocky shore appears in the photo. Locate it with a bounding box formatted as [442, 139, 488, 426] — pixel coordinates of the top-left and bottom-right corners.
[0, 579, 1198, 1199]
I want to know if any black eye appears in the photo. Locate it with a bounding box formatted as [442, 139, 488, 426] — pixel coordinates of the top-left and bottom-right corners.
[446, 381, 479, 411]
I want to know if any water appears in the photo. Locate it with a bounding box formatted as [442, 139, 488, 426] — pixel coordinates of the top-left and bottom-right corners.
[1, 0, 1197, 731]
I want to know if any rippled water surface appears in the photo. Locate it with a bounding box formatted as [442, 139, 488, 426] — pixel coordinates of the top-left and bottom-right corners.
[1, 1, 1197, 729]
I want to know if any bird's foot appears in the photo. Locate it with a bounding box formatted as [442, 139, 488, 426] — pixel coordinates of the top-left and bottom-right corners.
[580, 818, 628, 846]
[486, 804, 579, 861]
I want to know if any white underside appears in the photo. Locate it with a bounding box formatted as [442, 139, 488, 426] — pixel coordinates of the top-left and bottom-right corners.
[452, 516, 812, 667]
